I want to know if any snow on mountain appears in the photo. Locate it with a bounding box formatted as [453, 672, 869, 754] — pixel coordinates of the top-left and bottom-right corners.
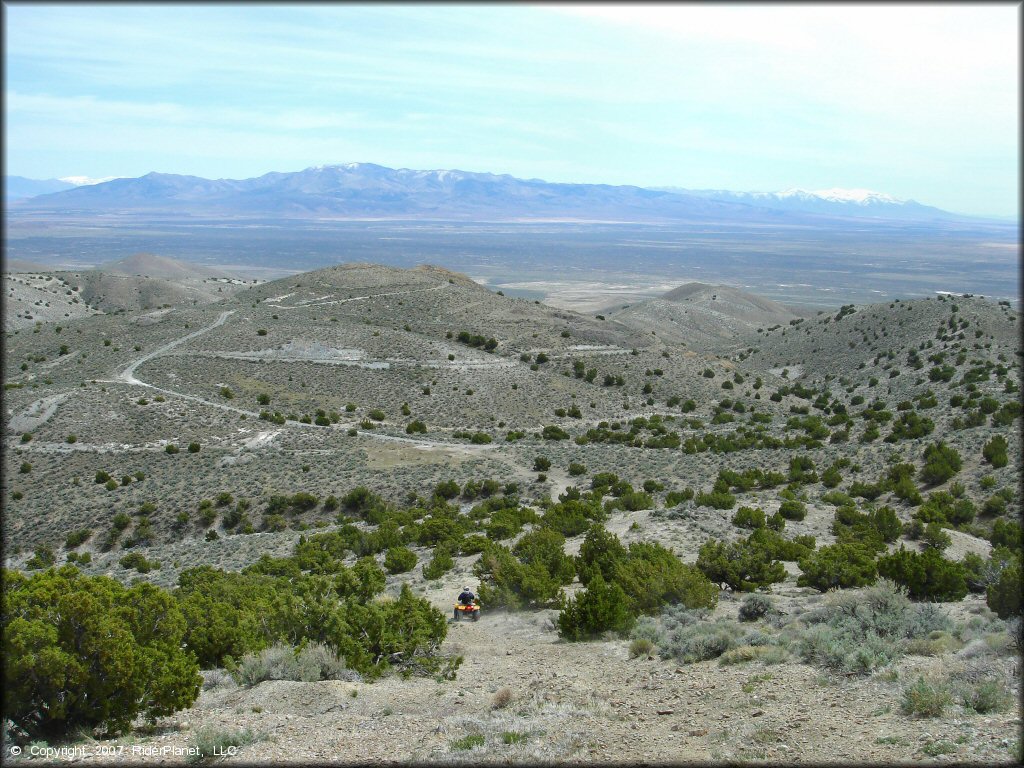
[58, 175, 122, 186]
[684, 187, 908, 206]
[806, 188, 903, 205]
[10, 164, 980, 223]
[659, 186, 961, 221]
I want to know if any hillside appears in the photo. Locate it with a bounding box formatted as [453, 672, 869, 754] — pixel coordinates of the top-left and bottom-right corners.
[95, 252, 234, 280]
[3, 255, 254, 330]
[3, 271, 102, 331]
[608, 282, 802, 350]
[2, 263, 1020, 764]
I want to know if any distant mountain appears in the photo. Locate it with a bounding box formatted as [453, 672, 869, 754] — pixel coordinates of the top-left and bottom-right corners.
[4, 176, 76, 201]
[9, 164, 777, 223]
[9, 164, 984, 224]
[654, 187, 965, 221]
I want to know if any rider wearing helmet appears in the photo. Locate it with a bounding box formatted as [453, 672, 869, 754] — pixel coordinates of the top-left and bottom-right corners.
[458, 586, 476, 606]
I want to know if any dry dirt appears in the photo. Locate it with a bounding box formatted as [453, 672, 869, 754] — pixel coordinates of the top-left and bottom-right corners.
[20, 581, 1020, 765]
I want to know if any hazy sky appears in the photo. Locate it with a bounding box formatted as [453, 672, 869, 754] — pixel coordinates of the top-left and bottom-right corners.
[4, 3, 1019, 216]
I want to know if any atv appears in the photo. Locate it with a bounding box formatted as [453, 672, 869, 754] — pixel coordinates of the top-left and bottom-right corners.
[453, 601, 480, 621]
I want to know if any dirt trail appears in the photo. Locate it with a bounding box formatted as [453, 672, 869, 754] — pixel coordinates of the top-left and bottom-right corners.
[62, 580, 1021, 765]
[117, 310, 236, 386]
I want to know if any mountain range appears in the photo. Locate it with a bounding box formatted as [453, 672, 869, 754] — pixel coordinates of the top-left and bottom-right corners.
[5, 176, 77, 201]
[4, 163, 990, 224]
[653, 187, 958, 221]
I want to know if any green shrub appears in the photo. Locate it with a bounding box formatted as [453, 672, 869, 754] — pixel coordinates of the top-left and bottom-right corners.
[986, 560, 1021, 618]
[629, 637, 655, 658]
[192, 725, 260, 760]
[794, 580, 949, 674]
[960, 679, 1012, 714]
[383, 546, 417, 574]
[63, 528, 92, 549]
[797, 543, 878, 591]
[616, 491, 654, 511]
[921, 522, 952, 552]
[778, 499, 807, 521]
[738, 593, 774, 622]
[870, 506, 903, 542]
[732, 506, 766, 530]
[695, 490, 736, 510]
[2, 567, 201, 737]
[233, 641, 357, 685]
[434, 480, 461, 500]
[697, 538, 786, 592]
[539, 499, 605, 537]
[901, 676, 952, 717]
[119, 552, 158, 573]
[612, 541, 718, 615]
[990, 519, 1021, 551]
[176, 567, 447, 680]
[877, 547, 968, 601]
[915, 491, 975, 527]
[557, 574, 634, 640]
[665, 488, 694, 507]
[745, 527, 815, 562]
[24, 546, 55, 570]
[513, 529, 575, 586]
[475, 534, 571, 610]
[642, 609, 744, 664]
[542, 425, 570, 440]
[422, 545, 454, 582]
[982, 435, 1008, 468]
[888, 412, 934, 441]
[919, 442, 962, 485]
[451, 733, 485, 750]
[788, 455, 818, 484]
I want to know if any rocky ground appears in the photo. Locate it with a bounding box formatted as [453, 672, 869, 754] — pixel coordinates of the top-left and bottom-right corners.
[7, 582, 1019, 765]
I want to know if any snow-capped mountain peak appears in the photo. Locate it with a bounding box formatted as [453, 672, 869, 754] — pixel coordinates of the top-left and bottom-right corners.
[769, 188, 904, 205]
[808, 188, 903, 205]
[59, 175, 120, 186]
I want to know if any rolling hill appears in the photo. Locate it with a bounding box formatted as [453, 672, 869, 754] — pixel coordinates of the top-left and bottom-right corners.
[2, 260, 1020, 765]
[608, 282, 802, 349]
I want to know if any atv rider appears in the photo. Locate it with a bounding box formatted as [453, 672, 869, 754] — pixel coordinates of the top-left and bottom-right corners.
[455, 586, 477, 619]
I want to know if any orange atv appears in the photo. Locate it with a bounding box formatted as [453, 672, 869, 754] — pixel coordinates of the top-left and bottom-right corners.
[453, 601, 480, 621]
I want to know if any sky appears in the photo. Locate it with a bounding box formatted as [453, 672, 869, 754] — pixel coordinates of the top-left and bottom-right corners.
[3, 2, 1019, 217]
